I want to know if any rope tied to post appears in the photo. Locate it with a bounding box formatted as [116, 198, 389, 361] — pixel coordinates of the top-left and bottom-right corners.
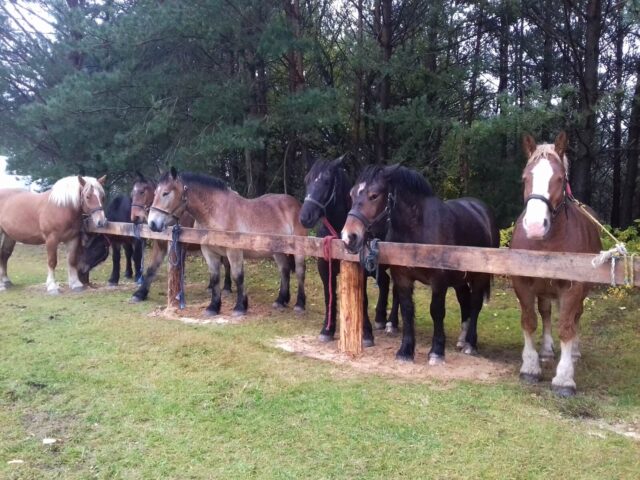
[168, 224, 186, 309]
[322, 217, 338, 330]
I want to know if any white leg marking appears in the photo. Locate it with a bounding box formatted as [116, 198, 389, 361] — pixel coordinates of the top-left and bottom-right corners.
[552, 339, 576, 389]
[46, 267, 59, 293]
[520, 331, 541, 377]
[572, 335, 581, 361]
[456, 320, 469, 349]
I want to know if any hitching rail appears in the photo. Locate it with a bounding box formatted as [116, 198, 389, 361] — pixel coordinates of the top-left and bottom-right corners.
[87, 222, 639, 356]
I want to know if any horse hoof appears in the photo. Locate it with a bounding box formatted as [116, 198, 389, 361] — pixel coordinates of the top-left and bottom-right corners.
[47, 289, 60, 296]
[108, 282, 118, 288]
[374, 321, 386, 330]
[363, 338, 374, 348]
[232, 310, 246, 317]
[203, 309, 220, 317]
[456, 340, 466, 350]
[552, 385, 577, 398]
[461, 344, 478, 356]
[318, 333, 334, 343]
[272, 302, 286, 310]
[71, 285, 85, 293]
[384, 323, 398, 335]
[428, 354, 445, 366]
[395, 350, 414, 363]
[3, 280, 13, 287]
[293, 305, 305, 314]
[519, 373, 540, 384]
[129, 295, 143, 304]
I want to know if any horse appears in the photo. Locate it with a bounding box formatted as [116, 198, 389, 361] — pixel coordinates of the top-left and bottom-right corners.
[148, 168, 307, 316]
[511, 132, 601, 397]
[299, 156, 399, 347]
[0, 175, 107, 294]
[342, 165, 499, 364]
[129, 173, 232, 302]
[80, 195, 144, 286]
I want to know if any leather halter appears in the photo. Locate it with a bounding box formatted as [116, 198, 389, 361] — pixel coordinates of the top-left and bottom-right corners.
[131, 203, 150, 213]
[347, 190, 396, 236]
[524, 154, 568, 219]
[149, 186, 188, 223]
[303, 179, 336, 216]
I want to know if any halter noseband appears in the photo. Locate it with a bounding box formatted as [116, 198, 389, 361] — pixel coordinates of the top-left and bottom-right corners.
[303, 179, 337, 216]
[149, 185, 188, 223]
[131, 203, 150, 213]
[347, 190, 396, 236]
[524, 154, 569, 220]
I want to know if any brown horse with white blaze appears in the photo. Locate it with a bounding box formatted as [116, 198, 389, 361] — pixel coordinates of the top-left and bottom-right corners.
[0, 175, 107, 294]
[148, 168, 307, 316]
[512, 132, 601, 397]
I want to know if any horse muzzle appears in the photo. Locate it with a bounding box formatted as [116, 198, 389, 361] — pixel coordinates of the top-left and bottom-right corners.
[299, 202, 321, 229]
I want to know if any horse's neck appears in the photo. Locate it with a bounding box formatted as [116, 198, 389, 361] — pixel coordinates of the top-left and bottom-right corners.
[326, 180, 351, 231]
[390, 194, 443, 242]
[186, 187, 230, 228]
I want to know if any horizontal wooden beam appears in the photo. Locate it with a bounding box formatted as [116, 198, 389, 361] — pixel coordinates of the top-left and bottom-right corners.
[88, 222, 640, 287]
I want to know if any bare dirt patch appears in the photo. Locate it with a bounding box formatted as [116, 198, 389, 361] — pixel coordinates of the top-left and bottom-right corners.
[275, 334, 515, 383]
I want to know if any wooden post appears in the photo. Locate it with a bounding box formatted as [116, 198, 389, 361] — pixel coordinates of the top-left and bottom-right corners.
[338, 260, 365, 357]
[166, 243, 183, 311]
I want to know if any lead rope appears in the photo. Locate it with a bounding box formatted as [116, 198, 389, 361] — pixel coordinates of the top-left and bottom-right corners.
[567, 189, 636, 287]
[322, 217, 338, 330]
[168, 224, 186, 309]
[360, 238, 381, 281]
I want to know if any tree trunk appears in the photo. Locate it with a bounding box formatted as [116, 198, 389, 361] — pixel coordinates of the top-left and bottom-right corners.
[374, 0, 392, 163]
[610, 8, 624, 227]
[571, 0, 601, 204]
[620, 60, 640, 227]
[352, 0, 364, 165]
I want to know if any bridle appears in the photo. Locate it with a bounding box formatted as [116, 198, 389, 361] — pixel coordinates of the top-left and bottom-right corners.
[149, 185, 188, 224]
[303, 178, 337, 217]
[524, 153, 569, 220]
[347, 189, 396, 237]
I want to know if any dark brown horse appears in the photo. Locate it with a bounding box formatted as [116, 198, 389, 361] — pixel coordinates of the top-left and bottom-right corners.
[129, 174, 231, 302]
[0, 175, 107, 294]
[148, 168, 307, 316]
[512, 132, 601, 396]
[342, 165, 499, 364]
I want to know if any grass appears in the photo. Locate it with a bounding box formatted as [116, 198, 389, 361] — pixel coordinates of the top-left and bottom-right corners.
[1, 244, 639, 479]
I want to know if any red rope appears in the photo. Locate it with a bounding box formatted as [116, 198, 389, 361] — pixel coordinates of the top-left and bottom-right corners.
[322, 217, 338, 330]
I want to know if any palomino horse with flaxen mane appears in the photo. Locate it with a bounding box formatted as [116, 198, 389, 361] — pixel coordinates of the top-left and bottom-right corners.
[299, 156, 399, 347]
[512, 132, 601, 397]
[148, 168, 307, 316]
[342, 165, 499, 364]
[0, 175, 107, 294]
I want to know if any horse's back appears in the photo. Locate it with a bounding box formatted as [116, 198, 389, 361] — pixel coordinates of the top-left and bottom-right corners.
[243, 193, 306, 236]
[106, 195, 132, 222]
[0, 189, 53, 244]
[445, 197, 499, 248]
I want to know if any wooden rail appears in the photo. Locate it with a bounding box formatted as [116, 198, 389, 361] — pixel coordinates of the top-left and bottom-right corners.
[87, 222, 639, 356]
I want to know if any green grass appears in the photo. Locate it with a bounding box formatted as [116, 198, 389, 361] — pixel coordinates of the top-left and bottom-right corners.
[1, 244, 639, 479]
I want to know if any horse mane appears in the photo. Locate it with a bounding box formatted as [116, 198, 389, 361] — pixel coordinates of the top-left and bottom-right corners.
[527, 144, 569, 175]
[48, 176, 104, 209]
[161, 171, 228, 191]
[357, 165, 434, 198]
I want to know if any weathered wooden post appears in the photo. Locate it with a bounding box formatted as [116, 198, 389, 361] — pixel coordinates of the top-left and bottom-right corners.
[338, 260, 365, 357]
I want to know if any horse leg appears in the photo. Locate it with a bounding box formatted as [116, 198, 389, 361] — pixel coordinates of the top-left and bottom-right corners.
[273, 253, 291, 309]
[228, 250, 248, 316]
[538, 297, 555, 362]
[374, 269, 389, 330]
[513, 281, 541, 383]
[460, 278, 489, 356]
[454, 284, 471, 350]
[0, 231, 16, 290]
[45, 237, 60, 294]
[131, 240, 166, 302]
[66, 236, 85, 292]
[293, 254, 306, 313]
[428, 288, 448, 366]
[362, 273, 374, 347]
[123, 241, 134, 279]
[393, 271, 416, 362]
[551, 292, 584, 397]
[108, 242, 122, 286]
[133, 239, 144, 283]
[318, 258, 338, 342]
[201, 246, 222, 315]
[387, 282, 400, 333]
[222, 255, 232, 295]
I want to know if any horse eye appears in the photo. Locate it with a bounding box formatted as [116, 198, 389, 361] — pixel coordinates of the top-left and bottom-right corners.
[162, 191, 169, 197]
[370, 193, 379, 201]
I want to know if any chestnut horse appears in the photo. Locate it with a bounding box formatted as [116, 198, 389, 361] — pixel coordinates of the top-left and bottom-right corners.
[148, 168, 307, 316]
[512, 132, 601, 396]
[0, 175, 107, 294]
[342, 165, 499, 364]
[129, 174, 231, 302]
[299, 156, 399, 347]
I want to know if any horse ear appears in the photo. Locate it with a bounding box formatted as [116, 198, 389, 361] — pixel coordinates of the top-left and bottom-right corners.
[97, 175, 107, 185]
[78, 175, 86, 187]
[383, 163, 401, 179]
[330, 154, 346, 168]
[522, 134, 537, 158]
[170, 167, 178, 180]
[554, 131, 568, 159]
[135, 170, 145, 182]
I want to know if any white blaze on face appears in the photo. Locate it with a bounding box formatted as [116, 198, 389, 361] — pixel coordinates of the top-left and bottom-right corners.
[523, 158, 553, 238]
[356, 182, 366, 196]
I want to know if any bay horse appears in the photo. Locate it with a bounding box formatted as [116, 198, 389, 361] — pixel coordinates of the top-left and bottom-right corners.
[80, 195, 144, 286]
[342, 165, 499, 364]
[148, 168, 307, 316]
[512, 132, 601, 397]
[0, 175, 107, 294]
[299, 156, 399, 347]
[129, 174, 231, 302]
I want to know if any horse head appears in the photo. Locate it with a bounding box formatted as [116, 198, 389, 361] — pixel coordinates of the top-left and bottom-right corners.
[79, 175, 107, 228]
[521, 132, 569, 240]
[130, 172, 156, 224]
[148, 167, 187, 232]
[299, 155, 346, 229]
